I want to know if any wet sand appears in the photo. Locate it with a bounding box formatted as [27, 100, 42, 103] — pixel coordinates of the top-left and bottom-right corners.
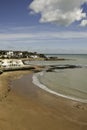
[0, 71, 87, 130]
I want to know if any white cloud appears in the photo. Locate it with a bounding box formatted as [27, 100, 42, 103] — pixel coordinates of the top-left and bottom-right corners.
[0, 31, 87, 41]
[0, 33, 33, 40]
[29, 0, 87, 26]
[0, 31, 87, 53]
[80, 19, 87, 26]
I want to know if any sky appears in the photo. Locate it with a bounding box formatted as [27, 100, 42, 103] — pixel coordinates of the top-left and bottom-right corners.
[0, 0, 87, 53]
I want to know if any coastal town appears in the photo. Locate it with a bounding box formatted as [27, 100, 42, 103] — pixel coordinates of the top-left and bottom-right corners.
[0, 50, 65, 73]
[0, 50, 47, 59]
[0, 50, 46, 73]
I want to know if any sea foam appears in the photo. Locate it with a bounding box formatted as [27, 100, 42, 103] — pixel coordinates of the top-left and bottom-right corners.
[32, 71, 87, 103]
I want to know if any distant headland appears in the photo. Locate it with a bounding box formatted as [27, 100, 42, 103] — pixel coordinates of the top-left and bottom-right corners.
[0, 50, 67, 61]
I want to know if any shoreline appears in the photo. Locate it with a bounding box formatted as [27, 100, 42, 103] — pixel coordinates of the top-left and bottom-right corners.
[0, 70, 87, 130]
[0, 65, 44, 100]
[32, 71, 87, 104]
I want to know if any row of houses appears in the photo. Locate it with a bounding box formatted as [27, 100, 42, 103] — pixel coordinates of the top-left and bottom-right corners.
[0, 50, 44, 59]
[0, 59, 23, 68]
[0, 51, 23, 59]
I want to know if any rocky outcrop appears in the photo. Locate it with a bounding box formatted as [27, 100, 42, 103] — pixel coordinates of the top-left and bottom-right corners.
[46, 64, 82, 72]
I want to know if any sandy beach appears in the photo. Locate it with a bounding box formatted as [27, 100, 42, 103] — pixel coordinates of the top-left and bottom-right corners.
[0, 70, 87, 130]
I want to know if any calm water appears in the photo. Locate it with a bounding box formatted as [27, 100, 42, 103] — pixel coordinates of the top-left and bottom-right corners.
[27, 54, 87, 66]
[32, 54, 87, 102]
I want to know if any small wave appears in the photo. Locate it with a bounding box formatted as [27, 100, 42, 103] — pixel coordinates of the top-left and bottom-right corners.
[32, 71, 87, 103]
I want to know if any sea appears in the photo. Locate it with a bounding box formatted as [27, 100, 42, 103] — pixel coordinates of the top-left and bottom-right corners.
[30, 54, 87, 103]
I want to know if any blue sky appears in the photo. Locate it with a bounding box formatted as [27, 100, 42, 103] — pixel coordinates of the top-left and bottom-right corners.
[0, 0, 87, 53]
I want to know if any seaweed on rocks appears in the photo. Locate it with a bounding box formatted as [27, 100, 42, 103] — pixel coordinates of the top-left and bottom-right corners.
[46, 64, 82, 72]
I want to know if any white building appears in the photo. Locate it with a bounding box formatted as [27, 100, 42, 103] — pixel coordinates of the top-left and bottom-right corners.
[16, 60, 23, 66]
[1, 60, 10, 67]
[30, 55, 38, 59]
[1, 59, 23, 68]
[6, 51, 14, 58]
[18, 52, 23, 57]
